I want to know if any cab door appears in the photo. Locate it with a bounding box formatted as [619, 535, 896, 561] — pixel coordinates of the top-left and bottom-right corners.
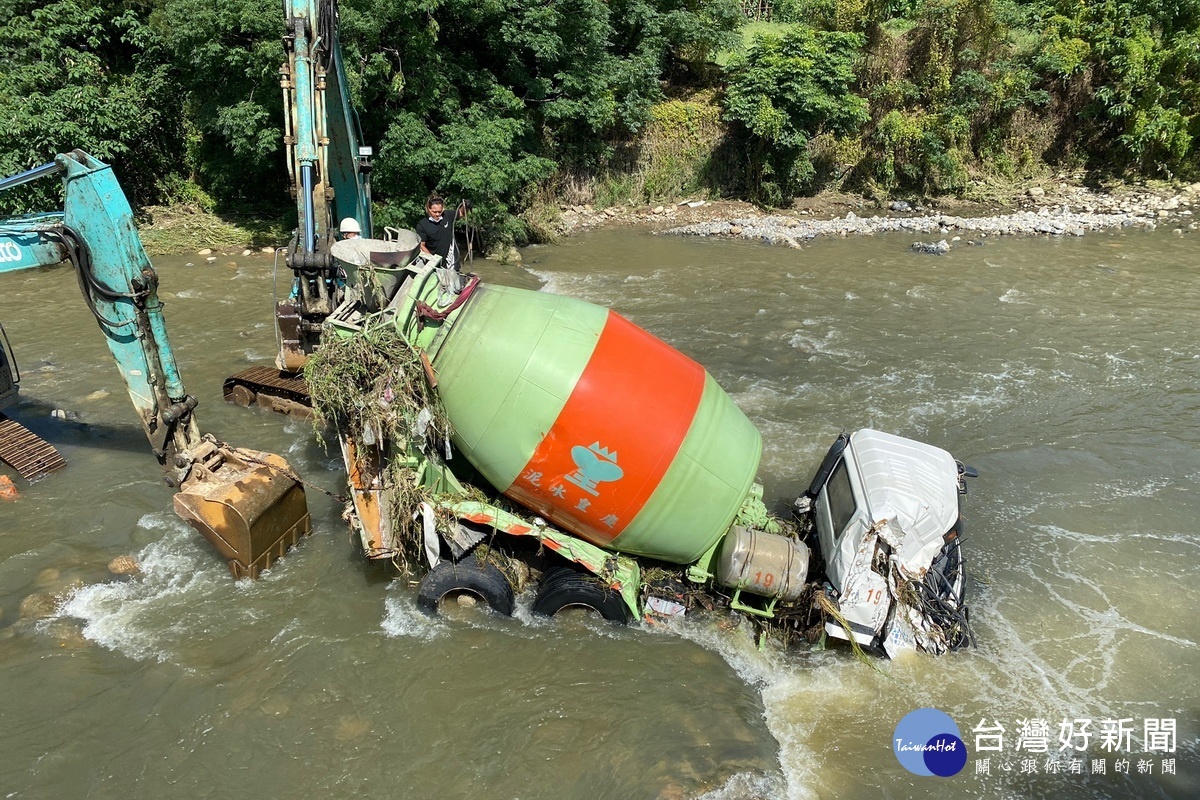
[813, 454, 871, 593]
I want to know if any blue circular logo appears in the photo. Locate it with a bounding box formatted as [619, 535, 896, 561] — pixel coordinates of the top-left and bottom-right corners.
[893, 708, 967, 777]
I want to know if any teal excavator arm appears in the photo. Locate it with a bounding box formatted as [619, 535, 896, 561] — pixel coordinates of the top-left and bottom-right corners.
[275, 0, 373, 369]
[0, 151, 312, 578]
[221, 0, 374, 412]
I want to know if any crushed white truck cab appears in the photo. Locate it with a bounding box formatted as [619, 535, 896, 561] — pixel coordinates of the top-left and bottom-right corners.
[797, 429, 975, 656]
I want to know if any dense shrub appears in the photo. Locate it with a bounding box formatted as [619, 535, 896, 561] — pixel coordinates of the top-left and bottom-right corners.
[723, 25, 867, 205]
[0, 0, 181, 212]
[1035, 0, 1200, 174]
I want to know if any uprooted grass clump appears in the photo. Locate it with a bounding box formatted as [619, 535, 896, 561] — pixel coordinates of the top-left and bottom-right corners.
[304, 325, 452, 452]
[304, 325, 458, 568]
[304, 324, 565, 575]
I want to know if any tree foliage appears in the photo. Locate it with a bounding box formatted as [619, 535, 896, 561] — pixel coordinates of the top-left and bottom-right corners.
[3, 0, 1200, 229]
[857, 0, 1049, 193]
[158, 0, 287, 204]
[0, 0, 180, 211]
[724, 25, 867, 205]
[354, 0, 741, 238]
[1035, 0, 1200, 173]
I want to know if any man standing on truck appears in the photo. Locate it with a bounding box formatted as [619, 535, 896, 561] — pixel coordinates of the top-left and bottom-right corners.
[417, 195, 469, 270]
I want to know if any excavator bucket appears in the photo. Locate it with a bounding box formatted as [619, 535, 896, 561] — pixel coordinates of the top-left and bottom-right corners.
[172, 446, 312, 579]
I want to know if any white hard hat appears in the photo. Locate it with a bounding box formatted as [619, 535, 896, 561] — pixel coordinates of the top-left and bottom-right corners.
[339, 217, 362, 234]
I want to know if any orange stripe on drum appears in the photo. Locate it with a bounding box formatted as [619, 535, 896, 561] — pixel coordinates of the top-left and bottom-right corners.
[505, 310, 705, 546]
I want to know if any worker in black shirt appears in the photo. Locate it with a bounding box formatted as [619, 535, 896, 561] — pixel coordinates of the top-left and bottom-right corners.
[416, 194, 469, 271]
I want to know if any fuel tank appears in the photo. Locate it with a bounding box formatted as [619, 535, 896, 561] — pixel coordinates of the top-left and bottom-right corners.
[429, 284, 761, 564]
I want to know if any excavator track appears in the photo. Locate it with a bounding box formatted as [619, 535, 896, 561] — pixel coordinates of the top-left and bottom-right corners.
[223, 366, 312, 418]
[0, 413, 66, 480]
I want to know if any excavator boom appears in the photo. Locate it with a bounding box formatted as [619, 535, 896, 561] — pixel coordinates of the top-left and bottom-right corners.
[0, 151, 312, 578]
[223, 0, 373, 413]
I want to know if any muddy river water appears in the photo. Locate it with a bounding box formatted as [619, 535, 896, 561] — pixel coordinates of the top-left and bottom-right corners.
[0, 223, 1197, 799]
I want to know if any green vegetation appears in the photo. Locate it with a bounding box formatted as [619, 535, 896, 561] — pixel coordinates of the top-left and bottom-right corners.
[2, 0, 1199, 245]
[135, 205, 290, 256]
[724, 26, 868, 205]
[304, 324, 457, 569]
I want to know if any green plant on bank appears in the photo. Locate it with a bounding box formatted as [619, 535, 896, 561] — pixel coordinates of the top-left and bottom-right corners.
[599, 99, 727, 206]
[359, 0, 743, 244]
[135, 205, 290, 256]
[849, 1, 1048, 194]
[649, 100, 723, 143]
[808, 131, 867, 190]
[0, 0, 182, 213]
[154, 174, 216, 214]
[592, 174, 642, 209]
[1034, 0, 1200, 176]
[723, 24, 868, 206]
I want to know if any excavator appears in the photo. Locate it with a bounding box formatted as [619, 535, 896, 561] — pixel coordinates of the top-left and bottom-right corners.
[221, 0, 374, 416]
[0, 150, 311, 579]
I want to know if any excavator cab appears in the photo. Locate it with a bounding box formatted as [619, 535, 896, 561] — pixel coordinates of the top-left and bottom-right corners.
[0, 323, 17, 411]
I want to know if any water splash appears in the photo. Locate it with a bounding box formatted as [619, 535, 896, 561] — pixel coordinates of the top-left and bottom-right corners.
[55, 514, 224, 662]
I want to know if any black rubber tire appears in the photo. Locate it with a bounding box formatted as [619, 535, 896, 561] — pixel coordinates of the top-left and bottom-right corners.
[416, 559, 515, 616]
[532, 566, 632, 624]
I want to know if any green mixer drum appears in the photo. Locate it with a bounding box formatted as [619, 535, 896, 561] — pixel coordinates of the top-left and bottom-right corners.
[431, 284, 761, 564]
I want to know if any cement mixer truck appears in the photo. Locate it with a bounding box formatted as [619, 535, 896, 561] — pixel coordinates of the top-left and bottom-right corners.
[306, 237, 976, 657]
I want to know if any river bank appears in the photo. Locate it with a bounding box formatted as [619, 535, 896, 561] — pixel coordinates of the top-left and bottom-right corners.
[547, 180, 1200, 255]
[137, 179, 1200, 258]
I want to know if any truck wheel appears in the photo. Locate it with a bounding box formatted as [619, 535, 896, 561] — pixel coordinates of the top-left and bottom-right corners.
[416, 559, 515, 616]
[532, 566, 632, 624]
